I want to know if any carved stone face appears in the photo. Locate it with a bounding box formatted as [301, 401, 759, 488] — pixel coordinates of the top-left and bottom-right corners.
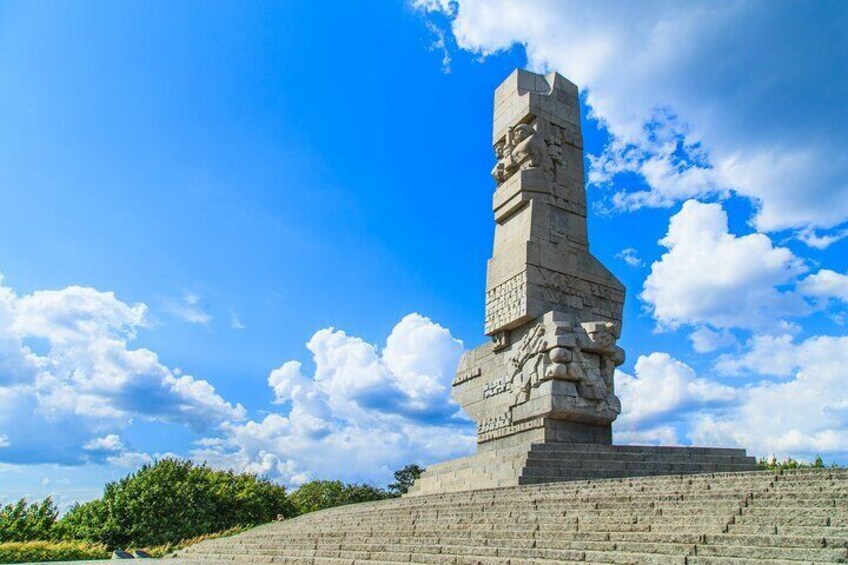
[513, 124, 533, 142]
[549, 346, 572, 364]
[493, 140, 506, 159]
[592, 331, 614, 348]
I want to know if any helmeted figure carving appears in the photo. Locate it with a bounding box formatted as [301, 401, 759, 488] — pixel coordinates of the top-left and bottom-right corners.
[490, 122, 547, 183]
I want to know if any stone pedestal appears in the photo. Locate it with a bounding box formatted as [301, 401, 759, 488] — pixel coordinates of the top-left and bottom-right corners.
[407, 444, 758, 496]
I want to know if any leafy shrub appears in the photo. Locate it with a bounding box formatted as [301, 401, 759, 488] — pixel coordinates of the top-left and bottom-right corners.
[0, 540, 108, 564]
[289, 480, 390, 514]
[758, 455, 837, 470]
[56, 499, 108, 545]
[60, 458, 295, 548]
[388, 464, 424, 496]
[0, 498, 59, 543]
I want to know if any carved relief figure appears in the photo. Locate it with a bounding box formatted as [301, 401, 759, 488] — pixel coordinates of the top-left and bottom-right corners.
[510, 123, 544, 171]
[491, 122, 548, 184]
[507, 324, 548, 405]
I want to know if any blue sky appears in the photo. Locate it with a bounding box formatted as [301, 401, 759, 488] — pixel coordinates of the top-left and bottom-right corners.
[1, 0, 847, 508]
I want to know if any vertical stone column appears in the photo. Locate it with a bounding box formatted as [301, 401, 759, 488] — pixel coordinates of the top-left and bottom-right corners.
[452, 70, 627, 451]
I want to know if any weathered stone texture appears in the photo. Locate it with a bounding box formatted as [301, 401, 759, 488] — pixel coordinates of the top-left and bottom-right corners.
[460, 69, 627, 454]
[411, 68, 756, 495]
[175, 469, 848, 565]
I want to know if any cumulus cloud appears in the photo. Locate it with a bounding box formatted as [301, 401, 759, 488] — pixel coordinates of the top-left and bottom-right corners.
[415, 0, 848, 237]
[641, 200, 808, 332]
[799, 270, 848, 304]
[82, 434, 124, 454]
[614, 339, 848, 461]
[696, 334, 848, 459]
[0, 274, 244, 466]
[688, 326, 736, 354]
[195, 314, 475, 485]
[615, 352, 737, 436]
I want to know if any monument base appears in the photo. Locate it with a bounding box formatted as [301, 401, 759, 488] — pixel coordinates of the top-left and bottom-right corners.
[406, 443, 758, 496]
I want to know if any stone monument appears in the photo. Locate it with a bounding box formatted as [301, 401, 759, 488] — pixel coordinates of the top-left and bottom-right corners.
[407, 69, 756, 496]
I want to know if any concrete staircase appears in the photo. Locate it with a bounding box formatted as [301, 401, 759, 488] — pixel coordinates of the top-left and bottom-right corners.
[407, 444, 758, 496]
[174, 469, 848, 565]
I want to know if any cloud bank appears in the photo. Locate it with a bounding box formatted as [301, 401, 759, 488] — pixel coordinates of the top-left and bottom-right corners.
[0, 275, 244, 465]
[195, 314, 475, 485]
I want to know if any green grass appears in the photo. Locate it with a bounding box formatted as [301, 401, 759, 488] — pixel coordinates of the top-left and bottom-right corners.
[129, 525, 252, 558]
[0, 525, 251, 563]
[0, 540, 108, 564]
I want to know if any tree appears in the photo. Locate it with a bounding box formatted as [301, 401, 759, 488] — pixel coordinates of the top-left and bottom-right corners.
[59, 499, 109, 544]
[388, 464, 424, 496]
[0, 497, 59, 542]
[59, 458, 295, 548]
[289, 480, 389, 515]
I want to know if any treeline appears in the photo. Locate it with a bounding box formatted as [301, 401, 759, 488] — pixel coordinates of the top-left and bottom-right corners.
[0, 458, 422, 553]
[757, 455, 832, 471]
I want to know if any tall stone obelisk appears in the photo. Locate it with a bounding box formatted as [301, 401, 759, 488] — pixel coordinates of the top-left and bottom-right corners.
[453, 69, 626, 450]
[406, 69, 757, 496]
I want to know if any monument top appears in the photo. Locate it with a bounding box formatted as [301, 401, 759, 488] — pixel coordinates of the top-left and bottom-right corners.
[493, 70, 580, 144]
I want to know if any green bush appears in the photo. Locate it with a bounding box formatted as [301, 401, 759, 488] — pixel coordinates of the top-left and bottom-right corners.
[60, 458, 295, 548]
[757, 455, 837, 470]
[56, 499, 108, 545]
[0, 540, 108, 564]
[0, 498, 60, 543]
[289, 480, 390, 514]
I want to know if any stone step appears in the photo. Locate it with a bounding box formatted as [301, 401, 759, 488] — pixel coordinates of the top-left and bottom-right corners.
[407, 480, 773, 499]
[704, 533, 848, 549]
[695, 542, 847, 560]
[520, 462, 754, 476]
[527, 444, 749, 456]
[729, 524, 848, 537]
[185, 543, 688, 564]
[174, 470, 848, 565]
[525, 450, 755, 463]
[687, 558, 840, 565]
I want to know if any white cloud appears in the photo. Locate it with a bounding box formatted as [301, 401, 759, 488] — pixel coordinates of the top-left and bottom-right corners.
[615, 425, 679, 446]
[614, 339, 848, 461]
[195, 314, 474, 485]
[641, 200, 808, 331]
[688, 326, 736, 354]
[164, 292, 212, 326]
[695, 334, 848, 459]
[0, 273, 244, 466]
[795, 227, 848, 250]
[0, 434, 9, 448]
[82, 434, 123, 453]
[799, 270, 848, 304]
[106, 451, 155, 469]
[615, 247, 643, 268]
[423, 21, 452, 73]
[416, 0, 848, 235]
[616, 352, 738, 430]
